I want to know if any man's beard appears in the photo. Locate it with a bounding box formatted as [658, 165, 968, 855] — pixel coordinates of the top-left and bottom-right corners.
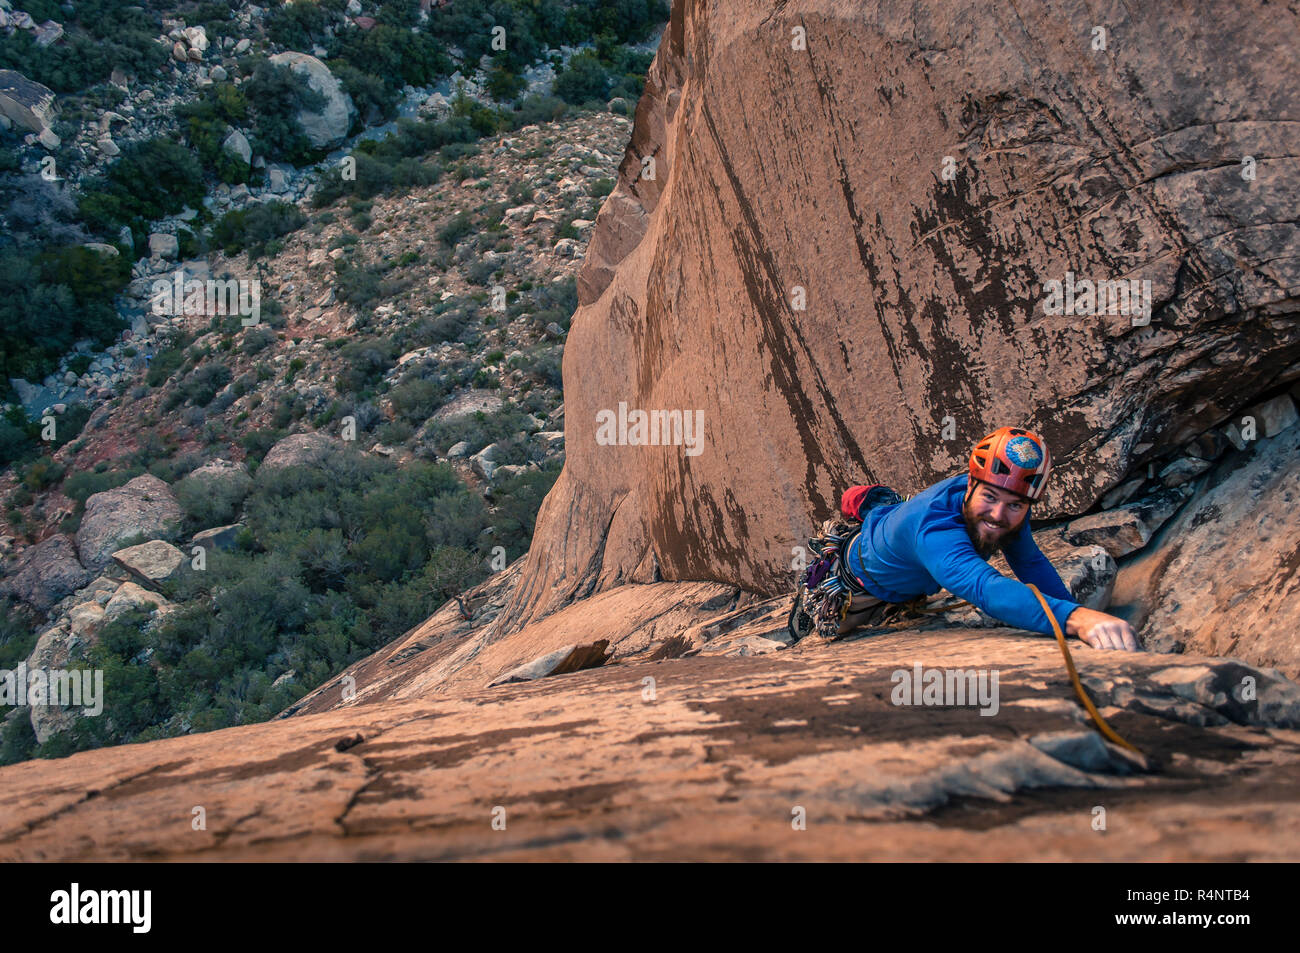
[962, 507, 1017, 559]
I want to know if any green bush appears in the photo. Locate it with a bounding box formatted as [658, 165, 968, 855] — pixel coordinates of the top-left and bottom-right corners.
[422, 404, 537, 455]
[178, 362, 233, 407]
[491, 457, 562, 560]
[336, 337, 399, 393]
[61, 465, 145, 506]
[553, 50, 612, 104]
[78, 139, 206, 240]
[174, 466, 252, 529]
[212, 202, 308, 259]
[0, 246, 130, 396]
[176, 83, 252, 184]
[438, 211, 475, 246]
[0, 20, 167, 93]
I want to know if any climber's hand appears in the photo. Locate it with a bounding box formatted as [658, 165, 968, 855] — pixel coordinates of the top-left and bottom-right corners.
[1066, 607, 1142, 651]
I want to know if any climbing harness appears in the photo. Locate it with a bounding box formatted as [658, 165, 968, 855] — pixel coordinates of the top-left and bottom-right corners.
[788, 501, 970, 643]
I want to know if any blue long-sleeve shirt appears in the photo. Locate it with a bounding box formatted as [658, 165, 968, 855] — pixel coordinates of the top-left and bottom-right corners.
[844, 473, 1079, 636]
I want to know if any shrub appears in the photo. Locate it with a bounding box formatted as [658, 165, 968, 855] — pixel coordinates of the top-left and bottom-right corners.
[211, 202, 308, 259]
[553, 51, 612, 104]
[0, 246, 129, 395]
[438, 211, 475, 247]
[78, 139, 206, 240]
[176, 83, 252, 183]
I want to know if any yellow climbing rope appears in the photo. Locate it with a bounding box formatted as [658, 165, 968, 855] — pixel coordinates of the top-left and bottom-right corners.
[1025, 583, 1141, 754]
[840, 575, 1141, 754]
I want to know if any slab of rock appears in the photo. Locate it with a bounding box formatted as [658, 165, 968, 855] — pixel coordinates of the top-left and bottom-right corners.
[5, 625, 1300, 860]
[75, 474, 183, 572]
[1243, 394, 1299, 440]
[1066, 510, 1148, 559]
[0, 534, 90, 613]
[258, 432, 338, 473]
[487, 640, 611, 687]
[191, 524, 242, 553]
[1065, 485, 1192, 558]
[0, 69, 56, 135]
[1159, 456, 1211, 487]
[111, 539, 186, 589]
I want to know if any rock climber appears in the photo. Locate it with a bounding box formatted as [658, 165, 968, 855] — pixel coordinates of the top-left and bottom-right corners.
[837, 426, 1142, 651]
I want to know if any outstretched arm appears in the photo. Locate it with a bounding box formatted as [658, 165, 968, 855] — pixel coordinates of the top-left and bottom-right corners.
[916, 523, 1079, 636]
[1003, 524, 1142, 651]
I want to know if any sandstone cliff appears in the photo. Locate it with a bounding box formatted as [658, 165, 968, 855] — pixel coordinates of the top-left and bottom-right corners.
[498, 0, 1299, 635]
[1, 0, 1298, 861]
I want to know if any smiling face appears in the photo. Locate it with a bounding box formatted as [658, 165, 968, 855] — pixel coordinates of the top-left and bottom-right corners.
[962, 477, 1030, 558]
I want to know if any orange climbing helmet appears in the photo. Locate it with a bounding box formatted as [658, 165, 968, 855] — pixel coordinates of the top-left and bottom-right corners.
[968, 426, 1053, 502]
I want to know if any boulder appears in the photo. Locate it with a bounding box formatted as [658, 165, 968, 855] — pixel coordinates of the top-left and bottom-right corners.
[23, 622, 83, 743]
[1242, 394, 1299, 440]
[111, 539, 187, 590]
[0, 69, 55, 135]
[1065, 485, 1192, 559]
[75, 475, 183, 572]
[178, 458, 252, 511]
[66, 602, 106, 640]
[1139, 424, 1300, 677]
[0, 534, 91, 613]
[258, 432, 338, 472]
[266, 52, 355, 150]
[1158, 456, 1211, 487]
[148, 232, 178, 260]
[222, 129, 252, 165]
[428, 389, 504, 422]
[191, 524, 243, 553]
[33, 21, 62, 47]
[103, 580, 171, 623]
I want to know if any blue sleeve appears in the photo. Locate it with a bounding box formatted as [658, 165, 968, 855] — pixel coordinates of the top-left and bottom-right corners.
[915, 521, 1079, 636]
[1001, 523, 1075, 603]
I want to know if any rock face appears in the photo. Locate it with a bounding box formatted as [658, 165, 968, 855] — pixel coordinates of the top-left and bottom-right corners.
[75, 475, 183, 572]
[0, 534, 90, 613]
[5, 616, 1300, 861]
[499, 0, 1300, 636]
[1135, 424, 1300, 677]
[266, 52, 355, 150]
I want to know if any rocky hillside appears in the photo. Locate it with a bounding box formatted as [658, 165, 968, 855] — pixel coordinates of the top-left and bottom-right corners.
[0, 0, 664, 762]
[0, 0, 1296, 861]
